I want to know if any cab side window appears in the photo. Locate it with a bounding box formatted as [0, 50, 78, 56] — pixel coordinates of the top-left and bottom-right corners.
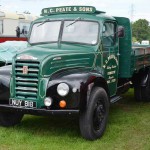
[102, 22, 116, 47]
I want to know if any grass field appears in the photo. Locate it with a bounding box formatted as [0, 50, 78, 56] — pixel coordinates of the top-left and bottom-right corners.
[0, 89, 150, 150]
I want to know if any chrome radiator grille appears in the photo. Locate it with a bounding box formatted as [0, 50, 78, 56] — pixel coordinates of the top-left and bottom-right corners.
[15, 60, 40, 100]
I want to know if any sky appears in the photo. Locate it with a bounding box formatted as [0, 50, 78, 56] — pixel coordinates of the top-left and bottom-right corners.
[0, 0, 150, 22]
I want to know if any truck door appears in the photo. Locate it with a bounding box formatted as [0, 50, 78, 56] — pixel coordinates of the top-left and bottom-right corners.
[114, 17, 132, 78]
[102, 21, 119, 96]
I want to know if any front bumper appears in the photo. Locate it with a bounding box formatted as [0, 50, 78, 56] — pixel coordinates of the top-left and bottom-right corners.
[0, 104, 79, 116]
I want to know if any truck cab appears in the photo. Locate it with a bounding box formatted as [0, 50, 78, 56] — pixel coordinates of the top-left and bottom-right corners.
[0, 6, 150, 140]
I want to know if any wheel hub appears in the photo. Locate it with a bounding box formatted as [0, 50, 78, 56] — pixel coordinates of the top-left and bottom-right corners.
[93, 101, 105, 131]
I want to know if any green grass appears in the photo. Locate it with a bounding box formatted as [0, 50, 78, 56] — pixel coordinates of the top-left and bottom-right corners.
[0, 89, 150, 150]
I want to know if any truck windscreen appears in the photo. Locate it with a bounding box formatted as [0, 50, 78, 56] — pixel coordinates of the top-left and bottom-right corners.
[62, 21, 99, 45]
[29, 21, 61, 44]
[29, 20, 99, 45]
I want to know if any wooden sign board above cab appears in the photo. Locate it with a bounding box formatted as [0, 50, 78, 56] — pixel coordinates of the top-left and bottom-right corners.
[41, 6, 96, 16]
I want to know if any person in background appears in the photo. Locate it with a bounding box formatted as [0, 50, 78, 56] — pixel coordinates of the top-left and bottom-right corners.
[22, 28, 25, 34]
[16, 26, 20, 38]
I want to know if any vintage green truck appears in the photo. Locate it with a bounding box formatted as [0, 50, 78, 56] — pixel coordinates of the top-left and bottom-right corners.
[0, 6, 150, 140]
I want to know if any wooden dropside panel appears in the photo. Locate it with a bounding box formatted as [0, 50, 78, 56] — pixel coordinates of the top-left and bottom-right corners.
[132, 46, 150, 71]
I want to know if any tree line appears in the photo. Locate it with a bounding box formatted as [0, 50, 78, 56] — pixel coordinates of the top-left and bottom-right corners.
[132, 19, 150, 43]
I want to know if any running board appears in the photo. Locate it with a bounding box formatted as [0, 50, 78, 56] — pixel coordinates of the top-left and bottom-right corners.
[110, 96, 122, 103]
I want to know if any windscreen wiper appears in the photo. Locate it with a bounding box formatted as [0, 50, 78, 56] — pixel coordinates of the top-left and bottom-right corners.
[37, 19, 50, 27]
[66, 17, 82, 27]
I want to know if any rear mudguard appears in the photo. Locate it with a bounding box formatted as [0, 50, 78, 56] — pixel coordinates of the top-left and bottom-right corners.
[0, 65, 11, 102]
[133, 68, 150, 87]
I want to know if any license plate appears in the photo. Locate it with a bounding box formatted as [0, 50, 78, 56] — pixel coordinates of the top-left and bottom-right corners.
[9, 99, 36, 108]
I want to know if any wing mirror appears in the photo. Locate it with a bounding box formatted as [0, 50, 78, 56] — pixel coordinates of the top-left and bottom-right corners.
[118, 26, 125, 38]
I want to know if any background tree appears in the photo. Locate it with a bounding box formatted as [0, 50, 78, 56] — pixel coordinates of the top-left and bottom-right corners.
[132, 37, 137, 43]
[132, 19, 150, 42]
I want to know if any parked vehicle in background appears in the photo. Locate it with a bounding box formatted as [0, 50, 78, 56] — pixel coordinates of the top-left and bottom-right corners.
[0, 6, 150, 140]
[141, 40, 149, 45]
[0, 10, 38, 42]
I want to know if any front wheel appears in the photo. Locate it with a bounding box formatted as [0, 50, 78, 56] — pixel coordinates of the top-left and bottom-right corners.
[0, 111, 24, 127]
[79, 87, 109, 140]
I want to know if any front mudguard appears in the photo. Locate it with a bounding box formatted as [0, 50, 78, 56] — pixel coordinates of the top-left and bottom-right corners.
[46, 75, 87, 109]
[0, 65, 11, 102]
[46, 70, 108, 110]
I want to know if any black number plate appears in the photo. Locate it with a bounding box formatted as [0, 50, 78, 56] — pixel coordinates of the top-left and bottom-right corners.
[9, 99, 36, 108]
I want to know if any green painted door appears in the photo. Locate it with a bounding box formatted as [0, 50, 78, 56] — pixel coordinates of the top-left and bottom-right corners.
[102, 21, 119, 96]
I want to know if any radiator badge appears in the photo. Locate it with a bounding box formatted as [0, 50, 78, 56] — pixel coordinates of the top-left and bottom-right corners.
[23, 66, 28, 74]
[17, 55, 37, 60]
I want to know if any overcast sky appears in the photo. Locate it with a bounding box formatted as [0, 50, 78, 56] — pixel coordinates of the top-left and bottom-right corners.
[0, 0, 150, 22]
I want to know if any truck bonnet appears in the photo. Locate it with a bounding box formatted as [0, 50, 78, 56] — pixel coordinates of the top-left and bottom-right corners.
[15, 46, 95, 77]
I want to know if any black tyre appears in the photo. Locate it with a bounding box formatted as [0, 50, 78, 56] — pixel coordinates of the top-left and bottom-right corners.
[134, 84, 142, 102]
[79, 87, 109, 140]
[134, 70, 150, 102]
[0, 111, 24, 127]
[141, 85, 150, 102]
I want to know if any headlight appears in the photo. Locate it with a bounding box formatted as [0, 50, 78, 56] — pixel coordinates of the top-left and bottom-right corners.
[57, 83, 69, 96]
[44, 97, 53, 107]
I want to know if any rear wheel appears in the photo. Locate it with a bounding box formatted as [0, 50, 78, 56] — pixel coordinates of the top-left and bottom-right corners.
[79, 87, 109, 140]
[134, 69, 150, 102]
[141, 87, 150, 101]
[0, 111, 24, 127]
[134, 84, 142, 102]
